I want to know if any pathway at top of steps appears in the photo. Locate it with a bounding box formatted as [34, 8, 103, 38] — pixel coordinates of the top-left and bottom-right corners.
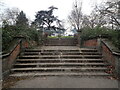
[32, 46, 97, 50]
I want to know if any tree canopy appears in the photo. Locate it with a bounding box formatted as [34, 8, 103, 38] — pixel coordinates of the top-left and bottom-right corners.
[34, 6, 58, 29]
[16, 11, 28, 28]
[33, 6, 65, 36]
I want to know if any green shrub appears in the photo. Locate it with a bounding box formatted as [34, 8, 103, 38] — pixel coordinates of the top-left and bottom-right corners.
[2, 25, 40, 52]
[2, 25, 17, 51]
[81, 26, 120, 50]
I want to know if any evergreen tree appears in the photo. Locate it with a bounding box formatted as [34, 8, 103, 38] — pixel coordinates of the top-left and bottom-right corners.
[34, 6, 58, 29]
[16, 11, 28, 28]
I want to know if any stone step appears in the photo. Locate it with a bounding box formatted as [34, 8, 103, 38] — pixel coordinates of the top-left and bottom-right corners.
[22, 52, 102, 55]
[14, 62, 108, 66]
[19, 55, 102, 58]
[9, 72, 112, 77]
[16, 59, 104, 62]
[25, 49, 98, 52]
[11, 67, 109, 72]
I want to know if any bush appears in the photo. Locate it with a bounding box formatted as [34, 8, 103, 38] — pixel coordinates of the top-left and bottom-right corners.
[2, 24, 40, 52]
[81, 26, 120, 50]
[81, 26, 109, 40]
[2, 25, 17, 51]
[110, 30, 120, 50]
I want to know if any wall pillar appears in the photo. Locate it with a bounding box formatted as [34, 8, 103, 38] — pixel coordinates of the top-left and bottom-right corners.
[77, 31, 81, 48]
[97, 35, 102, 52]
[14, 36, 26, 51]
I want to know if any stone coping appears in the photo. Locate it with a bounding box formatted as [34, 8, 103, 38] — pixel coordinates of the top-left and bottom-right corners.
[101, 39, 120, 57]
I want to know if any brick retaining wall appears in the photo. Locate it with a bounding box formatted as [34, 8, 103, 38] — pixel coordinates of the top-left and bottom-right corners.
[2, 39, 29, 78]
[101, 42, 115, 67]
[83, 39, 98, 48]
[101, 41, 120, 77]
[45, 38, 78, 46]
[2, 44, 20, 74]
[83, 38, 120, 77]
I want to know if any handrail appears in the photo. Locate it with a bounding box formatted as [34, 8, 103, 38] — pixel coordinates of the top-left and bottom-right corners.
[101, 40, 120, 57]
[2, 39, 22, 58]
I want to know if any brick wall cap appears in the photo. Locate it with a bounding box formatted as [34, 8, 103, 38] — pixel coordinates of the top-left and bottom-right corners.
[102, 39, 120, 57]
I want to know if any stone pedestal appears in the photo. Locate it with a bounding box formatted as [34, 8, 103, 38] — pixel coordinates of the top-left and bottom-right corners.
[77, 30, 81, 48]
[97, 35, 102, 52]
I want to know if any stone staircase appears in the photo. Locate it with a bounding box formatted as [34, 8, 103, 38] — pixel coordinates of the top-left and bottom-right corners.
[9, 46, 113, 77]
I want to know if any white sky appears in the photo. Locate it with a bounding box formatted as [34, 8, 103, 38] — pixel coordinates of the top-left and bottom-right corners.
[1, 0, 105, 21]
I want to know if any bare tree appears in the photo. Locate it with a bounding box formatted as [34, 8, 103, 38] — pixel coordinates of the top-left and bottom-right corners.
[0, 8, 20, 25]
[97, 1, 120, 29]
[82, 14, 98, 29]
[68, 1, 83, 47]
[68, 1, 83, 32]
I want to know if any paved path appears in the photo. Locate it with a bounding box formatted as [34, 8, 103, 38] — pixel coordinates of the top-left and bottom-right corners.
[11, 76, 119, 88]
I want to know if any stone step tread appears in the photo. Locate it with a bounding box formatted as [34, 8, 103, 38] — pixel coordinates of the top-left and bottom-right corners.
[23, 52, 101, 54]
[19, 55, 102, 57]
[17, 59, 103, 61]
[23, 51, 102, 54]
[25, 49, 98, 52]
[14, 62, 108, 66]
[25, 48, 98, 50]
[9, 72, 111, 77]
[11, 67, 109, 71]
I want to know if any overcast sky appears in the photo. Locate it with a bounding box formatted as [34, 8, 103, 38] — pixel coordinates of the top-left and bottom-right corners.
[1, 0, 105, 21]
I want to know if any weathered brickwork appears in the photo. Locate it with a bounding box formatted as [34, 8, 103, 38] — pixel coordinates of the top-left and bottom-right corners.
[23, 41, 29, 48]
[83, 39, 98, 48]
[102, 43, 115, 67]
[83, 38, 120, 77]
[2, 39, 29, 78]
[45, 38, 78, 46]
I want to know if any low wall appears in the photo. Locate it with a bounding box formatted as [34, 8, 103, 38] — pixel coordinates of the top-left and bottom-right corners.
[101, 40, 120, 77]
[2, 38, 29, 78]
[23, 41, 29, 48]
[83, 38, 120, 77]
[83, 39, 98, 48]
[101, 41, 115, 66]
[2, 44, 20, 76]
[45, 38, 78, 46]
